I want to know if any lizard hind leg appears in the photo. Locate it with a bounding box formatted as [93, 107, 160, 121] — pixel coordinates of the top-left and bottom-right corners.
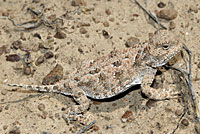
[62, 87, 90, 124]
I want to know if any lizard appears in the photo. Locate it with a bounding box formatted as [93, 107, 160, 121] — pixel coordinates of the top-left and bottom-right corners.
[5, 30, 184, 122]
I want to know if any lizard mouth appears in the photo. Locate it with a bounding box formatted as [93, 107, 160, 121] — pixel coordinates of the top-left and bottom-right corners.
[153, 49, 181, 67]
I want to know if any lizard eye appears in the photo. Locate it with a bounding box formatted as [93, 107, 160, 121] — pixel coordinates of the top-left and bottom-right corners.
[162, 44, 169, 50]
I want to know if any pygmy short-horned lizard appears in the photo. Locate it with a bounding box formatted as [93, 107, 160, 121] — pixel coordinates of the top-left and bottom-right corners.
[6, 30, 183, 121]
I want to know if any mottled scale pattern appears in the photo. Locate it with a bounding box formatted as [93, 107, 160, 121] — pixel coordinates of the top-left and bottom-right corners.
[64, 43, 148, 99]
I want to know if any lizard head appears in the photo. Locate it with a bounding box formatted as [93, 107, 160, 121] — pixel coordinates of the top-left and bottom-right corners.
[147, 30, 183, 67]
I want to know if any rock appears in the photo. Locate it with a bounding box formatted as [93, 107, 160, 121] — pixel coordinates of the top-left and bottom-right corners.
[92, 125, 99, 132]
[20, 32, 26, 41]
[181, 119, 189, 126]
[23, 66, 32, 75]
[32, 45, 39, 52]
[121, 110, 133, 123]
[54, 30, 66, 39]
[42, 64, 63, 85]
[198, 62, 200, 68]
[105, 9, 111, 15]
[3, 125, 8, 130]
[0, 106, 3, 112]
[92, 17, 100, 24]
[175, 109, 183, 116]
[6, 54, 20, 62]
[125, 37, 140, 48]
[157, 2, 166, 8]
[146, 100, 157, 108]
[38, 103, 45, 111]
[169, 21, 176, 30]
[103, 21, 109, 27]
[102, 30, 110, 39]
[35, 56, 44, 66]
[109, 17, 115, 22]
[0, 45, 6, 56]
[44, 51, 54, 59]
[33, 33, 42, 39]
[71, 0, 86, 6]
[78, 47, 84, 53]
[1, 89, 8, 95]
[157, 9, 178, 20]
[79, 27, 87, 34]
[12, 40, 22, 50]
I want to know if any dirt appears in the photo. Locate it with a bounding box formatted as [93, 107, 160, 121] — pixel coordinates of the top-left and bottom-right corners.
[0, 0, 200, 134]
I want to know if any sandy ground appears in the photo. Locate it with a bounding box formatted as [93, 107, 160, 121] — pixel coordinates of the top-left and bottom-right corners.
[0, 0, 200, 134]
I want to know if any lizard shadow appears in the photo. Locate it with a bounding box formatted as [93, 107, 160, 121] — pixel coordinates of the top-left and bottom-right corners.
[88, 84, 146, 113]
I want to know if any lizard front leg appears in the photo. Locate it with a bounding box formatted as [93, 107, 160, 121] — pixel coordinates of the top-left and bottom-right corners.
[141, 74, 181, 100]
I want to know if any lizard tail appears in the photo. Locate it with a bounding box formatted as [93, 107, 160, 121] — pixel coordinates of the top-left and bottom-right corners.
[7, 83, 56, 93]
[4, 79, 72, 96]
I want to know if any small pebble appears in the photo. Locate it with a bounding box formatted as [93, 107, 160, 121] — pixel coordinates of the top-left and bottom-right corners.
[41, 111, 48, 119]
[23, 67, 32, 75]
[125, 37, 140, 48]
[197, 62, 200, 68]
[92, 17, 100, 23]
[33, 33, 42, 39]
[79, 27, 87, 34]
[0, 46, 6, 56]
[92, 125, 99, 131]
[1, 89, 8, 95]
[0, 106, 3, 112]
[92, 101, 102, 105]
[78, 22, 90, 27]
[32, 0, 40, 3]
[55, 113, 60, 119]
[6, 54, 20, 62]
[5, 104, 10, 110]
[85, 34, 90, 38]
[175, 109, 183, 116]
[12, 40, 22, 50]
[78, 47, 84, 53]
[20, 32, 26, 41]
[121, 110, 133, 123]
[54, 30, 66, 39]
[146, 100, 157, 108]
[8, 127, 21, 134]
[42, 131, 52, 134]
[102, 30, 110, 39]
[105, 9, 111, 15]
[157, 9, 178, 20]
[44, 51, 54, 59]
[3, 125, 8, 130]
[103, 21, 109, 27]
[112, 103, 117, 106]
[157, 2, 166, 8]
[71, 0, 86, 6]
[109, 17, 115, 22]
[38, 103, 45, 111]
[181, 119, 189, 126]
[169, 21, 176, 30]
[35, 56, 44, 66]
[32, 45, 39, 52]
